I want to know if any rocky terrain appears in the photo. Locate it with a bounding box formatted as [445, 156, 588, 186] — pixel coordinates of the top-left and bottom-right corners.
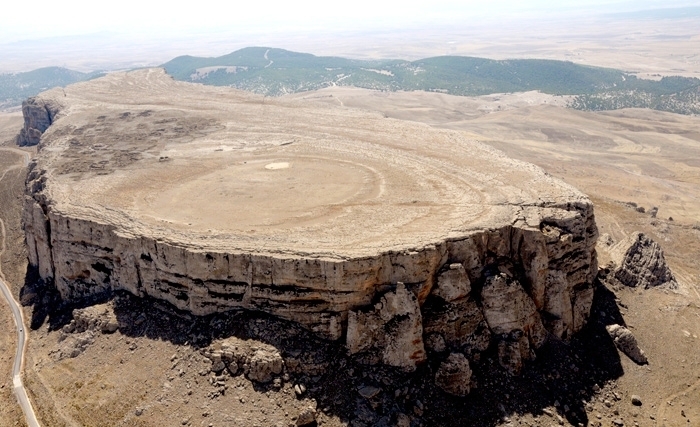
[0, 116, 29, 426]
[0, 66, 698, 427]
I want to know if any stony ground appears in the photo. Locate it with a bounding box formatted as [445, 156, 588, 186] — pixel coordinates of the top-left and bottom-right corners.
[13, 264, 699, 427]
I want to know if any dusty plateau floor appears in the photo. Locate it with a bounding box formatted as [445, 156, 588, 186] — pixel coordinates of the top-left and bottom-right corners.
[1, 76, 700, 427]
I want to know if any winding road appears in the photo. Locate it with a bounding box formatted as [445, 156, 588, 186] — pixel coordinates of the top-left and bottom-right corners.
[0, 146, 40, 426]
[0, 275, 40, 427]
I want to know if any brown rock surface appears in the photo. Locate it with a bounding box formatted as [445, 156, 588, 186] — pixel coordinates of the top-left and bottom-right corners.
[22, 69, 598, 371]
[481, 273, 548, 374]
[434, 352, 473, 396]
[202, 337, 284, 383]
[16, 97, 63, 147]
[606, 324, 648, 365]
[346, 283, 426, 370]
[608, 232, 677, 289]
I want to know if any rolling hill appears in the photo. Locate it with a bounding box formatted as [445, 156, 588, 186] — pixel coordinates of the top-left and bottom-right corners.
[0, 67, 104, 109]
[161, 47, 700, 115]
[3, 48, 699, 115]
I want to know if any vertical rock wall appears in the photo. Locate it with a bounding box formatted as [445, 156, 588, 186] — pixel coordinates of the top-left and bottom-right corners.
[16, 97, 63, 147]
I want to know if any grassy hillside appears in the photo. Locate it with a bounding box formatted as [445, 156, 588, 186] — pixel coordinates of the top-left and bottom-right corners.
[0, 67, 103, 109]
[162, 47, 631, 96]
[3, 49, 699, 115]
[570, 77, 700, 114]
[162, 47, 700, 114]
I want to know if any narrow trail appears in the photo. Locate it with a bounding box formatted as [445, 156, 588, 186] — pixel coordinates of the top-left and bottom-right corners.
[0, 146, 41, 426]
[656, 376, 700, 426]
[0, 146, 31, 165]
[264, 49, 273, 68]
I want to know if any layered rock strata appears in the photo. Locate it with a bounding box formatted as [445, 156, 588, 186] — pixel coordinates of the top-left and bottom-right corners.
[608, 232, 677, 289]
[17, 96, 63, 146]
[22, 69, 599, 377]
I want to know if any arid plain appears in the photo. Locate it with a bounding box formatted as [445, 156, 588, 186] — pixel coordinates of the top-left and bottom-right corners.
[1, 17, 700, 427]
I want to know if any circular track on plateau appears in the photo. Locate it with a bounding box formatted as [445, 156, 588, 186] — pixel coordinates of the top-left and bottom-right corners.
[31, 69, 586, 259]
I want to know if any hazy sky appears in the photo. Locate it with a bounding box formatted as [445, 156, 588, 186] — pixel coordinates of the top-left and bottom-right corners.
[1, 0, 694, 42]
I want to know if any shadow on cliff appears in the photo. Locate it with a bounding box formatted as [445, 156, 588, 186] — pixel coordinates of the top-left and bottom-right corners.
[20, 265, 101, 331]
[20, 264, 627, 427]
[421, 278, 626, 427]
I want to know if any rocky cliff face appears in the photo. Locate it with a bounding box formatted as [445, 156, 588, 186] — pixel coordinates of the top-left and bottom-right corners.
[21, 70, 600, 385]
[16, 97, 63, 146]
[25, 175, 598, 375]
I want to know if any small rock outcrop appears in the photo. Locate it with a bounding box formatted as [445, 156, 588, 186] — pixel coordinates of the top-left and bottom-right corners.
[295, 406, 317, 427]
[69, 304, 120, 334]
[606, 324, 648, 365]
[202, 337, 284, 383]
[434, 353, 472, 396]
[346, 283, 426, 371]
[609, 232, 677, 289]
[16, 97, 63, 146]
[53, 303, 119, 359]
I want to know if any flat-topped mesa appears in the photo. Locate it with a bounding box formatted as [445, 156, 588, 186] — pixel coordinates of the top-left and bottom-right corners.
[22, 69, 598, 375]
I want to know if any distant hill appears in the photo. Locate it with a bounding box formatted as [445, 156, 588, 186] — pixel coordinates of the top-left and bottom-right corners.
[0, 67, 104, 109]
[3, 49, 699, 115]
[162, 47, 627, 96]
[570, 77, 700, 115]
[162, 47, 700, 115]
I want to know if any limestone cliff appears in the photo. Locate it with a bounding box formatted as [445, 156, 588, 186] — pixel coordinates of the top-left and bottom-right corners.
[16, 96, 63, 146]
[24, 179, 598, 372]
[21, 69, 599, 378]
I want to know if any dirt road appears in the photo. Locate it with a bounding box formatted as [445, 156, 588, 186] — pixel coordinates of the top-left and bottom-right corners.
[0, 145, 40, 426]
